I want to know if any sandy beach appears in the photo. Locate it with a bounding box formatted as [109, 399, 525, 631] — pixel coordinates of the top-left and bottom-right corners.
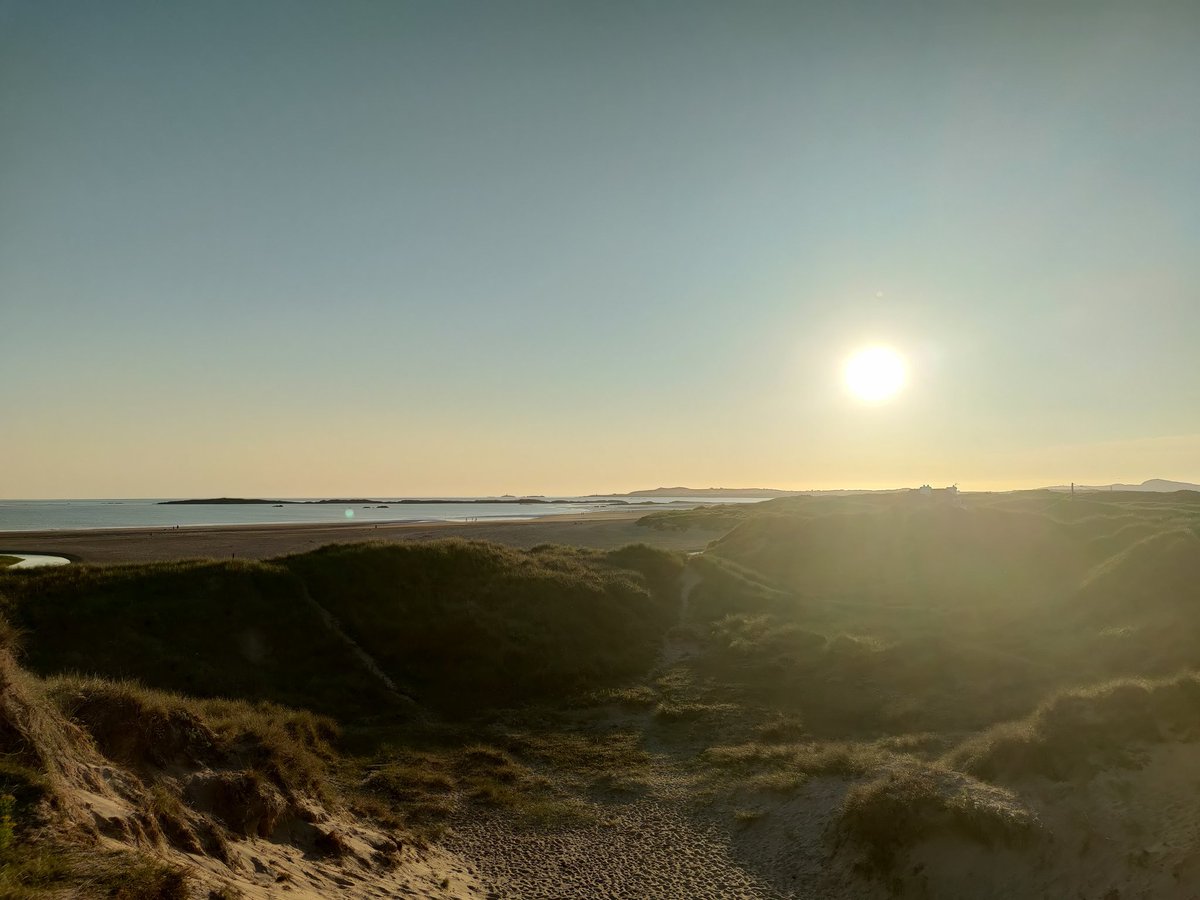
[0, 510, 719, 565]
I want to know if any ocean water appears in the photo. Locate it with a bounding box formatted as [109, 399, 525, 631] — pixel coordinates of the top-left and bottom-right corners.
[0, 497, 762, 533]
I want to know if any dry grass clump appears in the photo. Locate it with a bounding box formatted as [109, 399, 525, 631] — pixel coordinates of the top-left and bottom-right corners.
[359, 737, 602, 837]
[496, 729, 650, 780]
[44, 676, 340, 802]
[0, 845, 192, 899]
[586, 684, 658, 708]
[945, 673, 1200, 782]
[702, 739, 895, 780]
[653, 701, 737, 722]
[0, 629, 200, 898]
[195, 697, 339, 801]
[0, 666, 70, 808]
[487, 727, 653, 798]
[359, 725, 654, 835]
[751, 713, 807, 742]
[709, 614, 826, 659]
[838, 761, 1038, 872]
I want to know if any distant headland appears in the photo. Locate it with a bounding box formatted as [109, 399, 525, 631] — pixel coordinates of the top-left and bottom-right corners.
[616, 487, 800, 498]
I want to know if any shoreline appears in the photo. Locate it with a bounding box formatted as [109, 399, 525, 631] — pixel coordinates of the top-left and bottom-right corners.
[0, 509, 721, 565]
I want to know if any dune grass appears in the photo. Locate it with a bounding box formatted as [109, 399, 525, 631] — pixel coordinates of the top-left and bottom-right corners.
[4, 496, 1200, 888]
[683, 555, 791, 622]
[701, 739, 895, 776]
[356, 736, 602, 840]
[0, 558, 19, 570]
[353, 716, 655, 842]
[838, 761, 1038, 872]
[0, 844, 192, 899]
[44, 675, 341, 802]
[0, 560, 400, 719]
[944, 673, 1200, 782]
[708, 503, 1094, 609]
[637, 504, 757, 532]
[283, 540, 684, 712]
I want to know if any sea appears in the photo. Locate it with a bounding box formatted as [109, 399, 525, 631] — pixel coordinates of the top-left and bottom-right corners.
[0, 497, 764, 533]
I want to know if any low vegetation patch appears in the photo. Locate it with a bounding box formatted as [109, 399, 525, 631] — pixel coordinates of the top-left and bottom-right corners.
[0, 560, 398, 719]
[709, 503, 1090, 608]
[701, 739, 896, 780]
[0, 843, 192, 899]
[285, 540, 684, 711]
[945, 673, 1200, 782]
[637, 504, 757, 532]
[586, 684, 658, 708]
[685, 555, 791, 622]
[358, 736, 600, 837]
[653, 700, 737, 723]
[45, 676, 340, 802]
[838, 761, 1038, 872]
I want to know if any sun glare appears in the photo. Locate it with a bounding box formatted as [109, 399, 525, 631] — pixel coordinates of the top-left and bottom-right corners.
[844, 346, 907, 403]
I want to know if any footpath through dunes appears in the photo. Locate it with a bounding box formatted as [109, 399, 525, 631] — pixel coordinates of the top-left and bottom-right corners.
[4, 492, 1200, 897]
[450, 794, 780, 899]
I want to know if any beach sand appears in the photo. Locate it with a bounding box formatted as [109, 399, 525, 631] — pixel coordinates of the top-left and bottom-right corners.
[0, 510, 720, 565]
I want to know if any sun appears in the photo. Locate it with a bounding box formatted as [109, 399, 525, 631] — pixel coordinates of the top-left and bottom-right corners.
[844, 346, 907, 403]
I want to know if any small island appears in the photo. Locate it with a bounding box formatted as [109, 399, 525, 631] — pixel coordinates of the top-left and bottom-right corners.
[157, 497, 620, 506]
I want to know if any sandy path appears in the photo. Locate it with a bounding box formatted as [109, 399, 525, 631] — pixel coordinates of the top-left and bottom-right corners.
[450, 792, 782, 899]
[0, 513, 727, 565]
[442, 564, 788, 900]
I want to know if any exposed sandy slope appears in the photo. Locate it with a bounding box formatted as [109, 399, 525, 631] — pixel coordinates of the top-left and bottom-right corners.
[903, 741, 1200, 899]
[79, 783, 487, 900]
[175, 826, 485, 899]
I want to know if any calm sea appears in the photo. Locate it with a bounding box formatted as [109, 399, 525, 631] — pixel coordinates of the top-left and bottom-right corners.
[0, 497, 762, 532]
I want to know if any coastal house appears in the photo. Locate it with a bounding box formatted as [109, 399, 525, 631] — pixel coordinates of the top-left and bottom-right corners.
[915, 484, 958, 498]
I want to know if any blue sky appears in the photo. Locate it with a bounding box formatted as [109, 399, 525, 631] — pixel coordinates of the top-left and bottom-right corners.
[3, 1, 1198, 497]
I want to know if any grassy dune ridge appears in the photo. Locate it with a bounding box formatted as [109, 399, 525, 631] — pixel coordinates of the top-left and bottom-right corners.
[0, 559, 398, 718]
[283, 540, 684, 711]
[0, 491, 1199, 895]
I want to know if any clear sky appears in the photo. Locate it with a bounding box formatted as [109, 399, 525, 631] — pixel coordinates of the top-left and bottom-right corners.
[3, 1, 1198, 498]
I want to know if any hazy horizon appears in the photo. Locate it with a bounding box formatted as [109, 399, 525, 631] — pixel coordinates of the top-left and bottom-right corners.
[5, 1, 1199, 498]
[4, 474, 1199, 502]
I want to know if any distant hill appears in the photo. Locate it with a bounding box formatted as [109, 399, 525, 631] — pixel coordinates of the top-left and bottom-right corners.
[619, 486, 911, 498]
[1046, 478, 1200, 493]
[622, 487, 801, 498]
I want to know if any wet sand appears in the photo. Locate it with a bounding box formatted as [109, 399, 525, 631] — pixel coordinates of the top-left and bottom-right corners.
[0, 511, 720, 565]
